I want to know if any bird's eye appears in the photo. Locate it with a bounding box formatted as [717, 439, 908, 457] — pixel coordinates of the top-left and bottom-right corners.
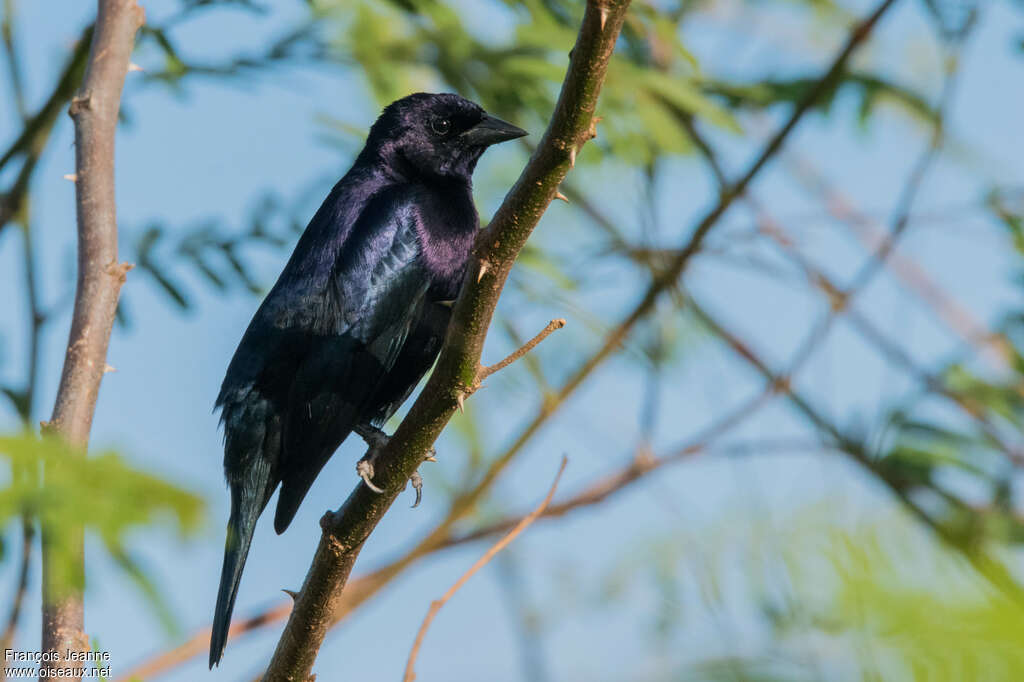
[430, 118, 451, 136]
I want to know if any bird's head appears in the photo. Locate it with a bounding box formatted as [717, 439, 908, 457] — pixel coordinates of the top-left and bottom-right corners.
[364, 93, 527, 181]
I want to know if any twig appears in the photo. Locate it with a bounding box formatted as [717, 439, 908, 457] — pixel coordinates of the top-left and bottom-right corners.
[403, 457, 567, 682]
[40, 2, 142, 679]
[478, 318, 565, 382]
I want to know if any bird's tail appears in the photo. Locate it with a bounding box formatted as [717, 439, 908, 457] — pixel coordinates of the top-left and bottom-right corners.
[209, 490, 262, 668]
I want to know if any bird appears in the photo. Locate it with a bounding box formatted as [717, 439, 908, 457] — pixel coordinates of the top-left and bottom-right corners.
[208, 92, 526, 668]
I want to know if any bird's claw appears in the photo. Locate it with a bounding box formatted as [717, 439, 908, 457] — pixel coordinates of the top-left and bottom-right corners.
[354, 426, 434, 501]
[357, 459, 384, 494]
[410, 470, 423, 508]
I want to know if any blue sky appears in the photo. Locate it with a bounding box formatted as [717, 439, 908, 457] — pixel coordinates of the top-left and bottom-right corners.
[2, 0, 1024, 680]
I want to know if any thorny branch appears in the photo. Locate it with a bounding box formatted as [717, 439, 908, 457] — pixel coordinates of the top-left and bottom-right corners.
[262, 3, 632, 679]
[40, 1, 143, 679]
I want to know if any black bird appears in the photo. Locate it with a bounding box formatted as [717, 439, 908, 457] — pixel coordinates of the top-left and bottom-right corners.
[209, 93, 526, 668]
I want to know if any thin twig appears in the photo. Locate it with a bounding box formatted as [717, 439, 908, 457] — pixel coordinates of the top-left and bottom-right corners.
[403, 457, 567, 682]
[478, 318, 566, 381]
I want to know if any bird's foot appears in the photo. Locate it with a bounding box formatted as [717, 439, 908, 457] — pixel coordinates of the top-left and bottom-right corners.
[354, 424, 389, 494]
[409, 470, 423, 508]
[407, 448, 438, 508]
[356, 458, 385, 494]
[353, 424, 438, 504]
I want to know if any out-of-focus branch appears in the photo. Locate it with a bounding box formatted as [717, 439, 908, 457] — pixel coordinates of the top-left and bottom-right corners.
[262, 4, 632, 680]
[0, 519, 34, 675]
[687, 297, 1024, 607]
[756, 214, 1022, 463]
[785, 153, 1014, 370]
[1, 0, 28, 121]
[845, 45, 964, 292]
[403, 458, 566, 682]
[681, 107, 1021, 463]
[0, 26, 93, 236]
[40, 2, 143, 679]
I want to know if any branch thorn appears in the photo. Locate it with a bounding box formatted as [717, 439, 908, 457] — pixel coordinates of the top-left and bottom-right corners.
[63, 173, 78, 183]
[476, 260, 490, 283]
[128, 62, 144, 72]
[554, 190, 569, 203]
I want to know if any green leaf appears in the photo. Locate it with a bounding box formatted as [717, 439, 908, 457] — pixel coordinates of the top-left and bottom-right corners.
[0, 432, 204, 627]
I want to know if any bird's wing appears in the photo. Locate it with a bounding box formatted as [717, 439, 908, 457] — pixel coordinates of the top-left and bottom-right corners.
[272, 188, 431, 532]
[364, 300, 452, 427]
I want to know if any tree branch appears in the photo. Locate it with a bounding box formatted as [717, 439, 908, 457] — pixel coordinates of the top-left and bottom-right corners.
[403, 457, 566, 682]
[40, 2, 142, 679]
[261, 3, 631, 679]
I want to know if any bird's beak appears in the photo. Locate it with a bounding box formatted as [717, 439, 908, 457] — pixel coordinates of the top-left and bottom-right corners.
[462, 114, 528, 147]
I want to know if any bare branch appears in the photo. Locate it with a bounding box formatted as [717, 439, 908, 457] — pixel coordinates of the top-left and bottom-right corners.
[40, 2, 143, 678]
[403, 457, 566, 682]
[478, 318, 566, 382]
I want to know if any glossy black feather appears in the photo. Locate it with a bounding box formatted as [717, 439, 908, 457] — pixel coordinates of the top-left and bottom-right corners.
[208, 92, 525, 668]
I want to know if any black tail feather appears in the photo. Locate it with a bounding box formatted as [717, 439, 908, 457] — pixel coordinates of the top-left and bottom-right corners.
[209, 492, 262, 668]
